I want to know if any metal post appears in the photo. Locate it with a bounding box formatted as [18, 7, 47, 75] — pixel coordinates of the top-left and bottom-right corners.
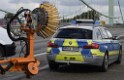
[109, 0, 114, 24]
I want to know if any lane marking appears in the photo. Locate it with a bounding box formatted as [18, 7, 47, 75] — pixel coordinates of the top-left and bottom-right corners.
[39, 64, 49, 70]
[35, 52, 47, 57]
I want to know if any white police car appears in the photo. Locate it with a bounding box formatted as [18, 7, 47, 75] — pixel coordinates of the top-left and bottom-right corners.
[47, 20, 122, 72]
[0, 26, 16, 59]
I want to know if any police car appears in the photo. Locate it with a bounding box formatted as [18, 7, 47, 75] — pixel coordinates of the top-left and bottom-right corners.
[47, 20, 122, 72]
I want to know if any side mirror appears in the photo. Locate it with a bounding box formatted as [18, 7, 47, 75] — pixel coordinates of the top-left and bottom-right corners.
[116, 35, 124, 40]
[112, 35, 118, 40]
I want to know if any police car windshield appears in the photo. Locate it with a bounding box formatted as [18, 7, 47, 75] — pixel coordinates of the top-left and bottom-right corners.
[54, 28, 92, 39]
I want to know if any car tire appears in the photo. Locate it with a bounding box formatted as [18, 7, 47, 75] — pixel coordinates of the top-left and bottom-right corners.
[116, 49, 122, 64]
[100, 54, 108, 72]
[0, 46, 4, 60]
[48, 61, 59, 70]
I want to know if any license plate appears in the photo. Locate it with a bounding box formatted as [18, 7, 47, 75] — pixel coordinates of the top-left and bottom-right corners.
[64, 56, 76, 61]
[62, 47, 79, 52]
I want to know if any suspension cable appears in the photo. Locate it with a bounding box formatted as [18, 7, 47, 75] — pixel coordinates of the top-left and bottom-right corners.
[117, 0, 124, 24]
[79, 0, 120, 19]
[0, 9, 13, 14]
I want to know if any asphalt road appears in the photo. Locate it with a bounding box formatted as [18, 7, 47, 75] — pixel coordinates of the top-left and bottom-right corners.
[18, 57, 124, 80]
[1, 27, 124, 80]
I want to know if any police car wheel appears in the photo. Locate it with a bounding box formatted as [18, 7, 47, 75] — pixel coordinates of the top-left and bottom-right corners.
[100, 54, 108, 72]
[48, 61, 59, 70]
[0, 46, 4, 60]
[116, 49, 122, 64]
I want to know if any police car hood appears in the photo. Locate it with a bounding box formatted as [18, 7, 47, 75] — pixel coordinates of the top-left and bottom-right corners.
[0, 27, 13, 45]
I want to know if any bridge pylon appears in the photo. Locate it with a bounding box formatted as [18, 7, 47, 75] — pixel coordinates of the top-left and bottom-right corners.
[109, 0, 114, 24]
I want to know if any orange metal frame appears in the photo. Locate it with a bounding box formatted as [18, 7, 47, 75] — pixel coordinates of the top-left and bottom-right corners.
[0, 27, 40, 76]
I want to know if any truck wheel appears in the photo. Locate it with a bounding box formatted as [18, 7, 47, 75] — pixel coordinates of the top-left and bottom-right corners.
[48, 61, 59, 70]
[0, 46, 4, 60]
[100, 54, 108, 72]
[116, 49, 122, 64]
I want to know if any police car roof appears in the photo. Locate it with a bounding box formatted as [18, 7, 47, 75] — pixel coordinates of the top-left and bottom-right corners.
[59, 25, 93, 30]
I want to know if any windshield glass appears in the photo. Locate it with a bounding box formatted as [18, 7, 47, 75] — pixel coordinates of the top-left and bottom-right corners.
[53, 28, 92, 39]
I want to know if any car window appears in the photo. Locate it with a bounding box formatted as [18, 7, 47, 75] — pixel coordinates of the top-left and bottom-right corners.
[96, 29, 102, 40]
[53, 28, 92, 39]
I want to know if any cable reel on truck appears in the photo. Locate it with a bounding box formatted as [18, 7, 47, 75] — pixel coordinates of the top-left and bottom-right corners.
[0, 2, 59, 78]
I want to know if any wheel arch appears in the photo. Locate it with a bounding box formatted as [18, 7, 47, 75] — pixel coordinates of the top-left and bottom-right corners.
[105, 50, 109, 59]
[120, 45, 122, 51]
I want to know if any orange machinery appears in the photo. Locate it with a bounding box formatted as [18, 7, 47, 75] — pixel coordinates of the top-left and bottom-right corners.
[0, 2, 59, 78]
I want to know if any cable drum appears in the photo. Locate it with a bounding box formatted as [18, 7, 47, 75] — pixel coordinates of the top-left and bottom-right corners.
[32, 2, 60, 38]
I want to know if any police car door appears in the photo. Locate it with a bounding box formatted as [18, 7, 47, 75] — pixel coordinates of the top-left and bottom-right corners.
[101, 28, 118, 62]
[104, 28, 119, 60]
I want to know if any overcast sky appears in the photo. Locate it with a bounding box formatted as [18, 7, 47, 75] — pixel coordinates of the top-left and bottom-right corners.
[0, 0, 124, 23]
